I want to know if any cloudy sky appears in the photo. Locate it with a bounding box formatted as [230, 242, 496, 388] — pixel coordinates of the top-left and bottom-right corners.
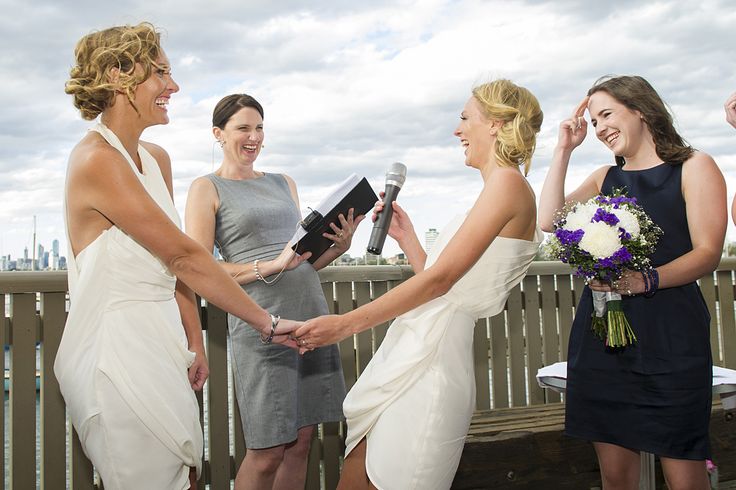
[1, 0, 735, 260]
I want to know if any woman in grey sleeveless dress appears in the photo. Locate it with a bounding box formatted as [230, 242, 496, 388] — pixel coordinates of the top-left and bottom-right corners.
[186, 94, 360, 489]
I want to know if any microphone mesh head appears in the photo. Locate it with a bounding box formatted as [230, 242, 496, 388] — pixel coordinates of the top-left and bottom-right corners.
[386, 162, 407, 187]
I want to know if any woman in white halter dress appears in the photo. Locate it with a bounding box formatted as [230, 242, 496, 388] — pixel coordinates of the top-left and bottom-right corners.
[56, 23, 300, 489]
[294, 79, 544, 489]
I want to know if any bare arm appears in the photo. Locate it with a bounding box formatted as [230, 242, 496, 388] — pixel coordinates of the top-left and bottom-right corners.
[658, 153, 726, 287]
[144, 142, 209, 389]
[294, 169, 534, 345]
[68, 143, 295, 338]
[539, 97, 606, 231]
[372, 197, 427, 272]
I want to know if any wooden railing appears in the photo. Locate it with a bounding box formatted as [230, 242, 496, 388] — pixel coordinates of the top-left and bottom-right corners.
[2, 260, 736, 489]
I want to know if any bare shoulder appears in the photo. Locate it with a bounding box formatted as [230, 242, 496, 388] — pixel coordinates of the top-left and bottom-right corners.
[189, 175, 218, 197]
[682, 151, 723, 183]
[68, 132, 128, 182]
[141, 140, 172, 177]
[279, 173, 298, 189]
[484, 167, 534, 202]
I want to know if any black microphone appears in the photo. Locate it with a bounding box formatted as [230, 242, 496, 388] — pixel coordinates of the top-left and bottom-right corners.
[367, 162, 407, 255]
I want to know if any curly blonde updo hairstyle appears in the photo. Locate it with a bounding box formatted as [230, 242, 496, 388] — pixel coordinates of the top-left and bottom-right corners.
[472, 79, 543, 176]
[65, 22, 162, 120]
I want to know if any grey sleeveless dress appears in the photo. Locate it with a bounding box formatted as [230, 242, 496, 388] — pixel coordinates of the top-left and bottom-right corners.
[206, 172, 346, 449]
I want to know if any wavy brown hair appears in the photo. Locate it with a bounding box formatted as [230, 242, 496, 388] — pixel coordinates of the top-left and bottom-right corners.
[472, 79, 543, 176]
[65, 22, 163, 120]
[588, 75, 694, 166]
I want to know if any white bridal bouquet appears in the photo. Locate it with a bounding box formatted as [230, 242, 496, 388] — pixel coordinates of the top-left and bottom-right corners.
[544, 189, 663, 347]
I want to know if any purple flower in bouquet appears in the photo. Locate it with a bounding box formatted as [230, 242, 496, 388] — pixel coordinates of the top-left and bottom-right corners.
[543, 189, 663, 347]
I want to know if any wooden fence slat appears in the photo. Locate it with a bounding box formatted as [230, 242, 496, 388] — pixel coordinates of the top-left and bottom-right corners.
[354, 282, 373, 376]
[9, 293, 37, 489]
[556, 274, 575, 361]
[490, 314, 509, 409]
[40, 292, 67, 488]
[205, 305, 230, 488]
[305, 427, 322, 490]
[321, 421, 342, 490]
[370, 282, 390, 348]
[473, 319, 491, 410]
[540, 276, 561, 403]
[335, 282, 357, 392]
[232, 380, 245, 477]
[506, 286, 525, 407]
[70, 425, 94, 489]
[717, 270, 736, 368]
[698, 273, 720, 366]
[522, 276, 544, 406]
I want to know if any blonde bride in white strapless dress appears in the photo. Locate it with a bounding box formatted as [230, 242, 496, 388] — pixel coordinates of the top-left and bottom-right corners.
[294, 79, 544, 489]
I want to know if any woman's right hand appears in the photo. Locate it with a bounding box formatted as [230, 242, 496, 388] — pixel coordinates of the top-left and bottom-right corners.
[556, 96, 589, 152]
[373, 193, 414, 244]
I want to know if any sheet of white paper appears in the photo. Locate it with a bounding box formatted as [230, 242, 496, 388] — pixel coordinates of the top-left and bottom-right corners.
[536, 361, 736, 393]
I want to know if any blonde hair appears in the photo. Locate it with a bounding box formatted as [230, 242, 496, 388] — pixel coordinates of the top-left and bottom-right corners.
[65, 22, 162, 120]
[472, 79, 543, 175]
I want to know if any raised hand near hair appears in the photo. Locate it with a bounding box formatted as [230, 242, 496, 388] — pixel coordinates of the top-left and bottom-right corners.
[373, 192, 415, 245]
[557, 96, 589, 152]
[725, 92, 736, 129]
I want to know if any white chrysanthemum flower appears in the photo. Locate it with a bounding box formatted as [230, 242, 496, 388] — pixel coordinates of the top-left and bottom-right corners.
[611, 208, 640, 237]
[563, 202, 598, 231]
[578, 221, 622, 259]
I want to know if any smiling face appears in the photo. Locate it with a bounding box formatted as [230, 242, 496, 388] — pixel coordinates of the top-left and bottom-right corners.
[588, 90, 651, 159]
[216, 106, 264, 166]
[132, 50, 179, 126]
[454, 96, 494, 169]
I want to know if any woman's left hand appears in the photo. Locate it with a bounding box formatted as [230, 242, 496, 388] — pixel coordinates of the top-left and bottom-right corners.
[293, 315, 350, 354]
[725, 91, 736, 129]
[188, 346, 210, 391]
[588, 269, 646, 296]
[324, 208, 365, 252]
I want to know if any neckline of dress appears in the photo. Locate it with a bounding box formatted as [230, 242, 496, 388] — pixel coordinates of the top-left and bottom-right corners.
[212, 171, 268, 182]
[94, 122, 146, 176]
[620, 161, 668, 173]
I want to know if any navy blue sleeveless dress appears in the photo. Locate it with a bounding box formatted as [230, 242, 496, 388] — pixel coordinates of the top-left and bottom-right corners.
[565, 163, 712, 460]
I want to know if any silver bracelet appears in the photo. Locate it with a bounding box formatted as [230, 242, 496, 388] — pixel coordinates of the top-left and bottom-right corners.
[260, 313, 280, 344]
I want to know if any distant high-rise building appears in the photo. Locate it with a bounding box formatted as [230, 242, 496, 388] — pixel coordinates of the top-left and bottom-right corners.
[23, 246, 28, 261]
[425, 228, 439, 253]
[42, 251, 50, 269]
[52, 239, 60, 270]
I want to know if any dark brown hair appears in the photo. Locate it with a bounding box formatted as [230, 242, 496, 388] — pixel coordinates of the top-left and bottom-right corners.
[212, 94, 264, 129]
[588, 75, 693, 166]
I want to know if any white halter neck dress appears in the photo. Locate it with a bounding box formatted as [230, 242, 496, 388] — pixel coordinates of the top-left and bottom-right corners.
[54, 123, 202, 489]
[343, 213, 541, 489]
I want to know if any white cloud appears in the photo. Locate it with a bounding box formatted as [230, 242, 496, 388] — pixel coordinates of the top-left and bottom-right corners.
[0, 0, 735, 260]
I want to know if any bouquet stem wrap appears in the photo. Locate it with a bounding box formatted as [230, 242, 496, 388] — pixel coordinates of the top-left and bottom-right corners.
[591, 291, 637, 347]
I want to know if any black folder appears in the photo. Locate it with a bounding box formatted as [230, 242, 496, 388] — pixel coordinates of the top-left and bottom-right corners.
[290, 175, 378, 263]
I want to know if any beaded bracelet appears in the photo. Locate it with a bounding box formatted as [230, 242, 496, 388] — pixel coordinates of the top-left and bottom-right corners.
[642, 267, 659, 297]
[253, 258, 288, 285]
[260, 313, 280, 344]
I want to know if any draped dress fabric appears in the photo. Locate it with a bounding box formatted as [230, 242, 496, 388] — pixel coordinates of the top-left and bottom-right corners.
[565, 163, 713, 459]
[343, 213, 542, 489]
[54, 123, 203, 489]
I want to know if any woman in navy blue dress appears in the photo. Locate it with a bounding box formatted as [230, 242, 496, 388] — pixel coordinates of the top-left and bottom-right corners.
[539, 76, 727, 490]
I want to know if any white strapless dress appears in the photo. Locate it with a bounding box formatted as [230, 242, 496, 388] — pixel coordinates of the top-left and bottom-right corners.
[54, 124, 202, 489]
[344, 214, 542, 489]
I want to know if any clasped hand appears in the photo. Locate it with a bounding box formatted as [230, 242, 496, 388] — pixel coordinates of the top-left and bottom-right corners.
[588, 269, 645, 296]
